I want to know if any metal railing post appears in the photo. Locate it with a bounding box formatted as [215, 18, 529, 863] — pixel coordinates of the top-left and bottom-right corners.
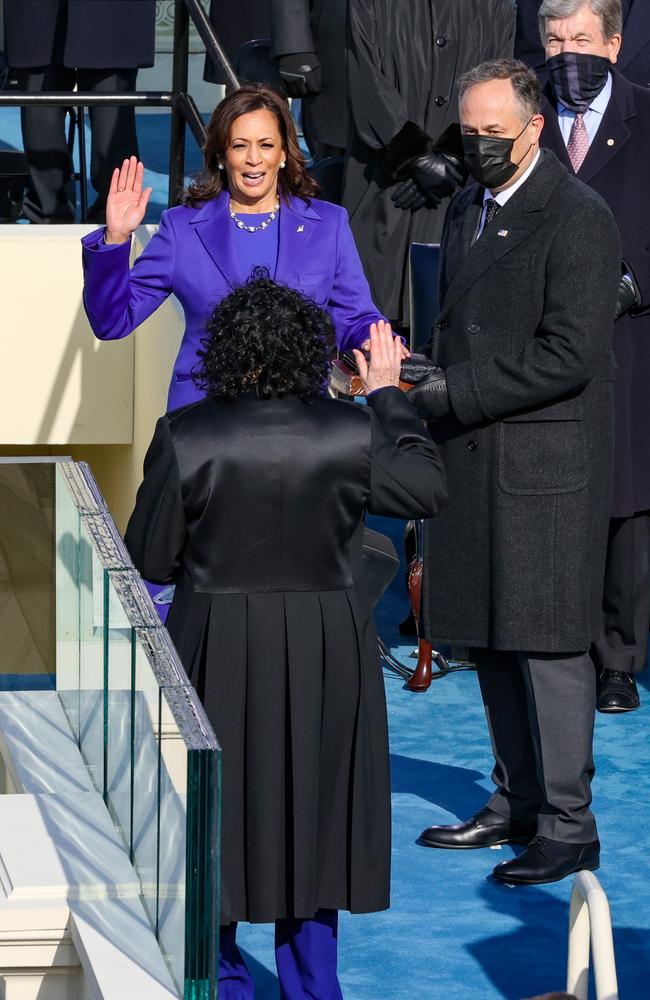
[567, 871, 619, 1000]
[169, 0, 190, 207]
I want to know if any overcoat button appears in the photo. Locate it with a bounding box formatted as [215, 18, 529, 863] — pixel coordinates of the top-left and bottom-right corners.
[436, 36, 447, 47]
[467, 440, 478, 452]
[467, 323, 480, 335]
[438, 319, 449, 330]
[435, 96, 446, 107]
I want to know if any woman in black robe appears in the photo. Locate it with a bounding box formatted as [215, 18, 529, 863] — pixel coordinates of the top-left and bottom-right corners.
[125, 276, 446, 996]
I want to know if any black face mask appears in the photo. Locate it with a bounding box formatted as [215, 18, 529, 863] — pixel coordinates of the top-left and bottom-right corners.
[462, 119, 533, 190]
[547, 51, 611, 112]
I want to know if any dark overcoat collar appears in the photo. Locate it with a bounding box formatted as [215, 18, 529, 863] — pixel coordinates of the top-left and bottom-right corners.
[189, 190, 323, 289]
[541, 69, 636, 184]
[441, 149, 565, 316]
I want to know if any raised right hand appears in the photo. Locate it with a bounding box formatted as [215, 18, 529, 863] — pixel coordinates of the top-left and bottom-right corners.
[353, 320, 402, 395]
[105, 156, 153, 244]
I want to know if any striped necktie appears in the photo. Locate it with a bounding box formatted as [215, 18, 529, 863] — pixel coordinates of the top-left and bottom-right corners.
[567, 113, 590, 172]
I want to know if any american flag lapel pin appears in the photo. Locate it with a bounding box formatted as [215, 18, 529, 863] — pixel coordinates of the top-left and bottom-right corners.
[297, 225, 305, 233]
[497, 229, 509, 238]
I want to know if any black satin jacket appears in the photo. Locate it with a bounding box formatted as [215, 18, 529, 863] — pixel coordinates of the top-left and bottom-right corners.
[125, 387, 446, 594]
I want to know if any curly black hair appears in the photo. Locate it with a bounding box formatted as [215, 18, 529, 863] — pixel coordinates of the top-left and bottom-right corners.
[194, 272, 334, 402]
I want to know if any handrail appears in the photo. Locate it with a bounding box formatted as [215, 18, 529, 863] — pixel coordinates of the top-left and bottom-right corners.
[567, 871, 619, 1000]
[0, 0, 239, 214]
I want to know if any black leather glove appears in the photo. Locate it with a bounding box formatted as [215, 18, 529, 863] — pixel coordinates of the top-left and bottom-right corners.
[407, 367, 450, 421]
[615, 261, 641, 320]
[278, 52, 322, 97]
[391, 152, 465, 212]
[408, 152, 466, 206]
[391, 178, 428, 211]
[399, 353, 439, 383]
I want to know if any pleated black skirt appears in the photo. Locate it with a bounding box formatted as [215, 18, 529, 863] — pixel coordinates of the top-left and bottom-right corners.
[166, 586, 391, 925]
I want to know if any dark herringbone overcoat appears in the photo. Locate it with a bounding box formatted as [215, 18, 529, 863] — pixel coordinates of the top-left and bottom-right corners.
[421, 150, 620, 652]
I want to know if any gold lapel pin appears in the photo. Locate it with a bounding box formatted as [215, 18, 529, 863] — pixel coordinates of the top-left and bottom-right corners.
[297, 225, 305, 233]
[607, 138, 615, 146]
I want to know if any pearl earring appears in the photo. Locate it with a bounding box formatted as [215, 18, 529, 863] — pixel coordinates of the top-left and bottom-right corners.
[280, 160, 286, 169]
[217, 162, 225, 170]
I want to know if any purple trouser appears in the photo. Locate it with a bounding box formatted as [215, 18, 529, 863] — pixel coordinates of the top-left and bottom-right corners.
[219, 909, 343, 1000]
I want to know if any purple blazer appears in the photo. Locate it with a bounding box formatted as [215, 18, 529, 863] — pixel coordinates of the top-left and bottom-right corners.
[81, 192, 383, 410]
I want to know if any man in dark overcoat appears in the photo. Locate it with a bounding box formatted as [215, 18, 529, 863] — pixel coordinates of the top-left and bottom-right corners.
[541, 0, 650, 712]
[516, 0, 650, 87]
[534, 0, 650, 713]
[342, 0, 516, 329]
[270, 0, 348, 158]
[3, 0, 155, 223]
[411, 59, 620, 884]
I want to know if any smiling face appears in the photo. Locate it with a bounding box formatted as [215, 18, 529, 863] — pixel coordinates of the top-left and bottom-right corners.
[223, 109, 287, 212]
[544, 4, 621, 62]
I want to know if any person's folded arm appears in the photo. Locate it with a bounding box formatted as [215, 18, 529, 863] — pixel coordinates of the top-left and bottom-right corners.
[446, 203, 621, 425]
[124, 415, 186, 584]
[81, 209, 176, 341]
[366, 387, 447, 518]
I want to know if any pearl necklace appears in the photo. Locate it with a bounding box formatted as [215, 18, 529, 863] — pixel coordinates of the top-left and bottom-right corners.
[229, 200, 280, 233]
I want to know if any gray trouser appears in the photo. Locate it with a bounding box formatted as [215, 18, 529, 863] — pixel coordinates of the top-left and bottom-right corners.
[471, 649, 597, 844]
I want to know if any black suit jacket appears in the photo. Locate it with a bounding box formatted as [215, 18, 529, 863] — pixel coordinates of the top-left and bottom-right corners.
[420, 149, 620, 651]
[541, 70, 650, 515]
[4, 0, 156, 69]
[515, 0, 650, 88]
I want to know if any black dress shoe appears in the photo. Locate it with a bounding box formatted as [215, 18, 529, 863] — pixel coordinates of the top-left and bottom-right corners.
[491, 836, 600, 885]
[597, 669, 640, 713]
[418, 806, 536, 849]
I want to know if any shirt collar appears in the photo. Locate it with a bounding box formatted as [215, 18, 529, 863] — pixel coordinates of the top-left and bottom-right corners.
[557, 71, 613, 117]
[483, 149, 541, 207]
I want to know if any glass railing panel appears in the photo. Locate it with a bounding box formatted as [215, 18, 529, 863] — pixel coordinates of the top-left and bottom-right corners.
[0, 460, 56, 690]
[54, 460, 220, 999]
[55, 463, 82, 739]
[104, 572, 135, 849]
[77, 519, 107, 795]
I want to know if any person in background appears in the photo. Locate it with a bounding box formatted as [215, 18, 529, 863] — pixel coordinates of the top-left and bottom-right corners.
[516, 0, 650, 88]
[411, 59, 620, 885]
[343, 0, 516, 332]
[204, 0, 271, 86]
[81, 84, 399, 414]
[125, 288, 446, 997]
[535, 0, 650, 713]
[270, 0, 349, 159]
[3, 0, 155, 223]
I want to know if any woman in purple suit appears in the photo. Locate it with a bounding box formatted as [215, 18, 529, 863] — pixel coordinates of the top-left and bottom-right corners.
[81, 84, 396, 411]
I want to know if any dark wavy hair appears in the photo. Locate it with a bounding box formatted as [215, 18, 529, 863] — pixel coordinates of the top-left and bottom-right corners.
[195, 272, 334, 402]
[185, 84, 320, 205]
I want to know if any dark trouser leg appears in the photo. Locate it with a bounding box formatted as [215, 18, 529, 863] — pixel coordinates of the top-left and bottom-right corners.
[78, 68, 139, 223]
[592, 512, 650, 674]
[521, 652, 597, 843]
[16, 66, 76, 222]
[472, 648, 543, 823]
[275, 909, 343, 1000]
[219, 922, 255, 999]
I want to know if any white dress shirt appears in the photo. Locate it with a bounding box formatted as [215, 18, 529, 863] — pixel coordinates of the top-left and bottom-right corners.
[477, 149, 541, 237]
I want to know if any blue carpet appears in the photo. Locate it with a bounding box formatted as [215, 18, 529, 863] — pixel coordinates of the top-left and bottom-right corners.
[2, 104, 649, 998]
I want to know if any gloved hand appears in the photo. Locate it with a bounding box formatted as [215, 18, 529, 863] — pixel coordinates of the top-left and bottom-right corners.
[399, 353, 439, 383]
[407, 366, 450, 420]
[278, 52, 322, 97]
[391, 152, 465, 212]
[615, 271, 640, 320]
